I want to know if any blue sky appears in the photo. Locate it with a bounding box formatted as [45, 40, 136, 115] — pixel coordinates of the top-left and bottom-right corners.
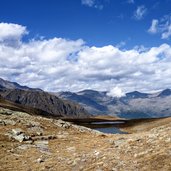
[0, 0, 171, 96]
[0, 0, 170, 48]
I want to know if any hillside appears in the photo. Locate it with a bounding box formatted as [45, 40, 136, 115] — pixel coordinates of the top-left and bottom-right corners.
[0, 106, 171, 170]
[0, 78, 89, 118]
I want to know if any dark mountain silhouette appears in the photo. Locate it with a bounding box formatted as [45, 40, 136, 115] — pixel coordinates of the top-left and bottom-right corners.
[125, 91, 149, 99]
[158, 89, 171, 97]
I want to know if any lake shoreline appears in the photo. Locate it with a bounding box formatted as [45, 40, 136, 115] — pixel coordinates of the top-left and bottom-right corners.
[63, 116, 171, 134]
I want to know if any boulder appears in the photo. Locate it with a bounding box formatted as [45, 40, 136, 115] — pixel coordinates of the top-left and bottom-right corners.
[8, 128, 31, 142]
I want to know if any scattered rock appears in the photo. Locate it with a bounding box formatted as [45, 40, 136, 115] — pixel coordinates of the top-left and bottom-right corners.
[17, 144, 35, 150]
[37, 158, 44, 163]
[67, 147, 76, 152]
[27, 126, 44, 136]
[4, 119, 16, 125]
[54, 119, 71, 129]
[31, 135, 56, 141]
[112, 138, 126, 147]
[56, 134, 67, 139]
[34, 140, 50, 153]
[12, 128, 23, 136]
[0, 108, 13, 115]
[7, 128, 31, 142]
[0, 119, 6, 126]
[28, 121, 40, 127]
[94, 150, 100, 156]
[13, 134, 26, 143]
[67, 160, 73, 165]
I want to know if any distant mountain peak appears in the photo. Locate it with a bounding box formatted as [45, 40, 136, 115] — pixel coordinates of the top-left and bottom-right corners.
[158, 89, 171, 97]
[125, 91, 149, 98]
[0, 78, 42, 91]
[78, 89, 100, 94]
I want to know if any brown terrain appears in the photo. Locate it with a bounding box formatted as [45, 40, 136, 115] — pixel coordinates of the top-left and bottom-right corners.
[0, 96, 171, 171]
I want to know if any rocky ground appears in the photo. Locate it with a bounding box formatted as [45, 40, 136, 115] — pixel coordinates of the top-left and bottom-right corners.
[0, 107, 171, 171]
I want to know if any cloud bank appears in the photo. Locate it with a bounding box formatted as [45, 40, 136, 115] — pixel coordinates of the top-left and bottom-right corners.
[1, 23, 171, 95]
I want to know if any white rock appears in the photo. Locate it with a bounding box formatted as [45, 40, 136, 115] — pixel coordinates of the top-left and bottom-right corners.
[12, 128, 23, 135]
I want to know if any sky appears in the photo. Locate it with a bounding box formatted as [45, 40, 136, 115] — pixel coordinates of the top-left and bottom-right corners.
[0, 0, 171, 96]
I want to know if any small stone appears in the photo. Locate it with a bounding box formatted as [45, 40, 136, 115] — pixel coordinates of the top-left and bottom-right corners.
[165, 138, 171, 143]
[67, 147, 76, 152]
[94, 150, 100, 156]
[37, 158, 44, 163]
[0, 120, 6, 126]
[56, 134, 67, 139]
[13, 133, 30, 142]
[4, 119, 16, 126]
[134, 154, 138, 158]
[67, 160, 72, 165]
[113, 138, 126, 147]
[82, 158, 86, 162]
[55, 119, 71, 129]
[72, 160, 77, 166]
[12, 128, 23, 136]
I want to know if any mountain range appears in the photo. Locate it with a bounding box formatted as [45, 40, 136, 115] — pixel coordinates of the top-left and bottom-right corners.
[1, 77, 171, 119]
[57, 89, 171, 118]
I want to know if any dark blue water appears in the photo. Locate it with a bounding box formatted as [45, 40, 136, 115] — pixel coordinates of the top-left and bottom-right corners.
[94, 127, 127, 134]
[91, 121, 125, 125]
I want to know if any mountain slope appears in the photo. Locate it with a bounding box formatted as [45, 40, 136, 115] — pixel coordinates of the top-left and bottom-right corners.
[0, 78, 90, 118]
[0, 94, 57, 117]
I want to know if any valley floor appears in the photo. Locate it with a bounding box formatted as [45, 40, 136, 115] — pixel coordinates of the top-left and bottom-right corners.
[0, 107, 171, 171]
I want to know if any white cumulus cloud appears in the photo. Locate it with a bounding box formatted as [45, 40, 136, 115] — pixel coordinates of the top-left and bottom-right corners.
[107, 87, 125, 97]
[1, 23, 171, 94]
[0, 23, 28, 46]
